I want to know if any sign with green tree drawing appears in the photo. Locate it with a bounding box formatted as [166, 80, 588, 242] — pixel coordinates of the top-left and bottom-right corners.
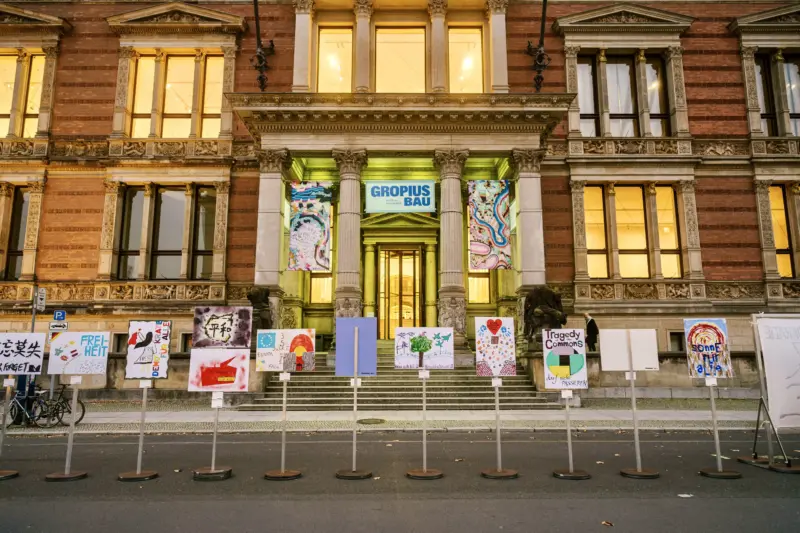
[394, 327, 454, 369]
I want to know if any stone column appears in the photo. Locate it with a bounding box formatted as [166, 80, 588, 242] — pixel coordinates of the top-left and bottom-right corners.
[676, 181, 704, 280]
[425, 243, 438, 327]
[645, 183, 662, 279]
[6, 50, 30, 138]
[434, 149, 468, 346]
[596, 49, 612, 137]
[754, 179, 780, 281]
[212, 181, 230, 281]
[740, 46, 764, 136]
[149, 50, 166, 138]
[20, 179, 45, 281]
[485, 0, 509, 93]
[98, 180, 125, 280]
[332, 149, 367, 317]
[635, 49, 652, 137]
[219, 46, 236, 140]
[189, 50, 205, 139]
[363, 244, 376, 317]
[255, 149, 291, 289]
[137, 183, 156, 279]
[353, 0, 372, 93]
[606, 183, 621, 279]
[111, 47, 137, 138]
[570, 180, 589, 281]
[180, 184, 195, 279]
[0, 183, 15, 276]
[664, 46, 690, 137]
[429, 0, 447, 93]
[35, 46, 59, 140]
[771, 50, 793, 137]
[787, 183, 800, 277]
[511, 149, 546, 288]
[564, 45, 582, 136]
[292, 0, 315, 93]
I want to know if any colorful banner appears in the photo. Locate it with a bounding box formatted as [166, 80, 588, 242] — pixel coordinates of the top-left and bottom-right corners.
[543, 329, 588, 389]
[365, 180, 436, 213]
[394, 327, 454, 370]
[0, 333, 46, 375]
[193, 306, 252, 349]
[684, 318, 734, 378]
[256, 329, 316, 372]
[125, 321, 171, 379]
[289, 182, 333, 271]
[188, 349, 250, 392]
[48, 332, 110, 375]
[475, 317, 516, 376]
[469, 180, 512, 270]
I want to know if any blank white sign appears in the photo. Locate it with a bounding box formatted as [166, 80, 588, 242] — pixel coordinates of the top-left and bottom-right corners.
[756, 317, 800, 430]
[599, 329, 660, 372]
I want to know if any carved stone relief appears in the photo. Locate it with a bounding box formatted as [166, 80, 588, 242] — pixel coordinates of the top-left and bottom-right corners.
[706, 283, 765, 299]
[437, 297, 466, 335]
[335, 297, 363, 318]
[624, 283, 658, 300]
[591, 284, 615, 300]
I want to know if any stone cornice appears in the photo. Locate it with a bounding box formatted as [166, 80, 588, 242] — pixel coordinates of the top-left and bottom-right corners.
[553, 3, 694, 36]
[0, 3, 71, 35]
[106, 1, 246, 35]
[729, 5, 800, 35]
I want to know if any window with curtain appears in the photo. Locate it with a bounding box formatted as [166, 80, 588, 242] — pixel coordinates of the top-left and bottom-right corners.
[769, 185, 793, 278]
[448, 28, 483, 93]
[645, 58, 670, 137]
[192, 187, 217, 280]
[656, 186, 681, 278]
[786, 57, 800, 136]
[4, 187, 29, 281]
[317, 28, 353, 93]
[150, 188, 186, 279]
[585, 185, 608, 278]
[577, 57, 599, 137]
[615, 186, 649, 278]
[117, 187, 145, 280]
[375, 28, 425, 93]
[468, 270, 490, 303]
[755, 55, 778, 136]
[606, 57, 638, 137]
[0, 54, 44, 138]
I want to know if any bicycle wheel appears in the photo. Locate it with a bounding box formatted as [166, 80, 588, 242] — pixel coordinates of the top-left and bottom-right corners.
[57, 399, 86, 426]
[5, 402, 20, 429]
[32, 399, 60, 429]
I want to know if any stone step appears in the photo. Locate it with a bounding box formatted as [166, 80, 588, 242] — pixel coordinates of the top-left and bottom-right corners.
[262, 385, 539, 393]
[238, 401, 562, 411]
[256, 392, 545, 401]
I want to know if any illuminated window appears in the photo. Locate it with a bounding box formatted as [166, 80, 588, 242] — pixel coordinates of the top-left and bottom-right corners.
[4, 188, 29, 281]
[310, 274, 333, 303]
[448, 28, 482, 93]
[0, 54, 45, 138]
[769, 185, 793, 278]
[151, 188, 186, 280]
[201, 57, 224, 138]
[645, 58, 670, 137]
[577, 57, 598, 137]
[0, 55, 15, 136]
[22, 55, 45, 138]
[615, 186, 649, 278]
[192, 187, 217, 280]
[585, 185, 608, 278]
[117, 187, 145, 280]
[131, 56, 155, 138]
[376, 28, 425, 93]
[162, 56, 194, 138]
[318, 29, 353, 93]
[656, 186, 682, 278]
[786, 57, 800, 136]
[468, 270, 490, 303]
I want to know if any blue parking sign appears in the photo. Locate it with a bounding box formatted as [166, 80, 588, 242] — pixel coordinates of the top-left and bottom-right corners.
[53, 310, 66, 321]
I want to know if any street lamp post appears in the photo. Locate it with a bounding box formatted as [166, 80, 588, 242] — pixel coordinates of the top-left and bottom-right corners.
[526, 0, 551, 93]
[250, 0, 275, 92]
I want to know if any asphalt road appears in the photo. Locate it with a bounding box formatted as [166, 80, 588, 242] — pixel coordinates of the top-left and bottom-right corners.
[0, 431, 799, 533]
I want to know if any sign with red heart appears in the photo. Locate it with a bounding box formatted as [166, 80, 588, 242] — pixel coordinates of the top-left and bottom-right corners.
[475, 317, 516, 377]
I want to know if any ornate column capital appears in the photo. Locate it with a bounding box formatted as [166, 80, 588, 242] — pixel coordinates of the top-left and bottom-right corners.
[511, 149, 545, 174]
[354, 0, 373, 18]
[428, 0, 447, 17]
[154, 48, 165, 62]
[103, 179, 123, 194]
[564, 45, 581, 59]
[791, 182, 800, 196]
[740, 45, 758, 60]
[665, 46, 684, 59]
[637, 49, 647, 63]
[0, 182, 14, 197]
[43, 46, 59, 60]
[485, 0, 508, 16]
[333, 149, 368, 176]
[222, 46, 237, 60]
[754, 179, 772, 194]
[646, 182, 658, 196]
[257, 148, 292, 174]
[144, 182, 156, 197]
[214, 181, 231, 194]
[118, 46, 136, 60]
[16, 48, 28, 62]
[293, 0, 315, 15]
[569, 180, 586, 193]
[433, 149, 469, 175]
[27, 179, 46, 193]
[772, 48, 785, 63]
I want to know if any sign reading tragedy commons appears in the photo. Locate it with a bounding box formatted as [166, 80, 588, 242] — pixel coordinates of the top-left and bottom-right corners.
[365, 180, 436, 213]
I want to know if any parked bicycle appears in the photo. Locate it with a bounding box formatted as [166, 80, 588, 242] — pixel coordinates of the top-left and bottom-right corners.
[4, 387, 59, 429]
[43, 384, 86, 427]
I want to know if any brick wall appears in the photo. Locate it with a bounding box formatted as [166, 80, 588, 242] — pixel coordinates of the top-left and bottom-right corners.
[542, 175, 574, 282]
[226, 174, 259, 281]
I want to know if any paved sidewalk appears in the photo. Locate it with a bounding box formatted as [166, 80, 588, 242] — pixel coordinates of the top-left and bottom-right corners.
[3, 407, 761, 435]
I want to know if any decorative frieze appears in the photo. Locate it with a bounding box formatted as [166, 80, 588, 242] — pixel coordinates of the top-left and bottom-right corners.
[706, 283, 765, 300]
[591, 284, 615, 300]
[665, 283, 690, 299]
[107, 140, 224, 159]
[624, 283, 658, 300]
[693, 140, 749, 156]
[51, 140, 108, 158]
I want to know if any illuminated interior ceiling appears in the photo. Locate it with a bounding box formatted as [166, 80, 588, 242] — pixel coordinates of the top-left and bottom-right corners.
[296, 156, 510, 181]
[314, 0, 486, 10]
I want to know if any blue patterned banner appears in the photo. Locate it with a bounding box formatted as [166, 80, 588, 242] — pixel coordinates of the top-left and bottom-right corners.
[468, 180, 512, 269]
[288, 182, 333, 271]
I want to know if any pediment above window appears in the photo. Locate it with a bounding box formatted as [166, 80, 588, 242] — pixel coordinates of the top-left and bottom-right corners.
[553, 3, 693, 36]
[729, 5, 800, 35]
[0, 3, 70, 35]
[106, 2, 246, 35]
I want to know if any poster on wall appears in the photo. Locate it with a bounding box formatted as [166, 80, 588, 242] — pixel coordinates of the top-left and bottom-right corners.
[755, 317, 800, 429]
[599, 329, 660, 372]
[0, 332, 46, 374]
[394, 327, 454, 370]
[684, 318, 734, 378]
[365, 180, 436, 213]
[543, 329, 588, 389]
[188, 349, 250, 392]
[193, 306, 252, 349]
[475, 317, 516, 377]
[256, 329, 316, 372]
[288, 182, 334, 271]
[334, 318, 378, 377]
[125, 321, 171, 379]
[468, 180, 512, 270]
[48, 332, 110, 375]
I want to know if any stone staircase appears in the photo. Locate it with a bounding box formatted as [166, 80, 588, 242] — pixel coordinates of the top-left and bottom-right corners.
[238, 342, 561, 411]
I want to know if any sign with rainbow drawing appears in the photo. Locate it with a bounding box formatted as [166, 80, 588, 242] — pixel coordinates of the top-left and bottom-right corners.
[684, 318, 734, 378]
[256, 329, 316, 372]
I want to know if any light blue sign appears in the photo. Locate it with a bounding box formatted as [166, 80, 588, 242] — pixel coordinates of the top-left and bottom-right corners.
[365, 180, 436, 213]
[53, 310, 66, 321]
[335, 318, 378, 377]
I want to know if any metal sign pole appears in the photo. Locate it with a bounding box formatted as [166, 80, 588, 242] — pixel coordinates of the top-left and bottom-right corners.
[46, 380, 87, 481]
[0, 377, 18, 481]
[553, 390, 590, 480]
[407, 370, 442, 480]
[494, 385, 502, 471]
[192, 393, 231, 481]
[281, 379, 287, 472]
[211, 407, 219, 471]
[118, 381, 158, 482]
[481, 378, 517, 479]
[265, 374, 301, 480]
[700, 381, 741, 479]
[337, 325, 371, 480]
[621, 330, 658, 479]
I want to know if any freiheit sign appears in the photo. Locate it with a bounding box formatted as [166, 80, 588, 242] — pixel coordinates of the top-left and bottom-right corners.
[365, 180, 436, 213]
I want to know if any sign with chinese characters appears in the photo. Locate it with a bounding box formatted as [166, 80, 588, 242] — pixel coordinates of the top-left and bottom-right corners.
[256, 329, 316, 372]
[125, 320, 171, 380]
[192, 306, 252, 349]
[48, 332, 110, 375]
[0, 333, 46, 374]
[684, 318, 733, 378]
[365, 181, 436, 213]
[543, 329, 588, 390]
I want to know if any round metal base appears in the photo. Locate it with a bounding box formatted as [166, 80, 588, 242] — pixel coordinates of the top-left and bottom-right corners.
[553, 469, 591, 480]
[192, 467, 232, 481]
[699, 468, 742, 479]
[406, 468, 444, 480]
[335, 469, 372, 480]
[118, 470, 159, 482]
[0, 470, 19, 481]
[480, 468, 519, 480]
[45, 471, 88, 482]
[265, 469, 302, 481]
[769, 463, 800, 474]
[737, 455, 770, 466]
[620, 467, 660, 479]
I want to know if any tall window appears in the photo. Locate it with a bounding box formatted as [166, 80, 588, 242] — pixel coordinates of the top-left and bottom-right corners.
[577, 57, 599, 137]
[769, 185, 793, 278]
[317, 28, 353, 93]
[646, 58, 670, 137]
[585, 186, 608, 278]
[786, 57, 800, 136]
[131, 57, 155, 138]
[192, 187, 216, 280]
[375, 28, 425, 93]
[468, 270, 490, 303]
[656, 186, 681, 278]
[755, 55, 777, 136]
[117, 187, 144, 280]
[150, 188, 186, 279]
[4, 188, 29, 281]
[0, 54, 44, 138]
[607, 57, 638, 137]
[162, 56, 194, 138]
[201, 57, 224, 138]
[615, 187, 649, 278]
[448, 28, 483, 93]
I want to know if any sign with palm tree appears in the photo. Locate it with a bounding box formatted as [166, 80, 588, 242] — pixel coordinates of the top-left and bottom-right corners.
[394, 328, 454, 369]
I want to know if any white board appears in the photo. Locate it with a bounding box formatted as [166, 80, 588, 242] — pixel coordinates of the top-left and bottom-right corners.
[543, 329, 588, 390]
[755, 317, 800, 430]
[599, 329, 660, 372]
[394, 327, 454, 369]
[0, 333, 46, 374]
[48, 332, 110, 375]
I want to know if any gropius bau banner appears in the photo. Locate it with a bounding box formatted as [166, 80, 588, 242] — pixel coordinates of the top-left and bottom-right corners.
[365, 180, 436, 213]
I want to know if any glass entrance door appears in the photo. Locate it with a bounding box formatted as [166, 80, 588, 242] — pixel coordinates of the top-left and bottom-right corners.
[378, 247, 422, 339]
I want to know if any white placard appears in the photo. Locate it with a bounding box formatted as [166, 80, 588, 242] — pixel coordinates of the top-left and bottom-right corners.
[0, 332, 46, 375]
[48, 332, 110, 376]
[561, 390, 573, 399]
[543, 329, 588, 390]
[418, 370, 430, 379]
[211, 397, 224, 409]
[394, 327, 454, 369]
[256, 329, 316, 372]
[125, 320, 171, 380]
[279, 372, 291, 382]
[705, 376, 718, 387]
[350, 378, 362, 388]
[70, 376, 82, 385]
[625, 371, 637, 380]
[599, 329, 660, 371]
[3, 378, 14, 387]
[756, 317, 800, 429]
[212, 392, 224, 401]
[492, 377, 503, 388]
[364, 180, 436, 213]
[139, 380, 152, 389]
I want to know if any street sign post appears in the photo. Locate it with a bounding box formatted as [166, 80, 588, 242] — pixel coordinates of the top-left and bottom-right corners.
[53, 310, 66, 321]
[34, 288, 46, 312]
[49, 322, 68, 332]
